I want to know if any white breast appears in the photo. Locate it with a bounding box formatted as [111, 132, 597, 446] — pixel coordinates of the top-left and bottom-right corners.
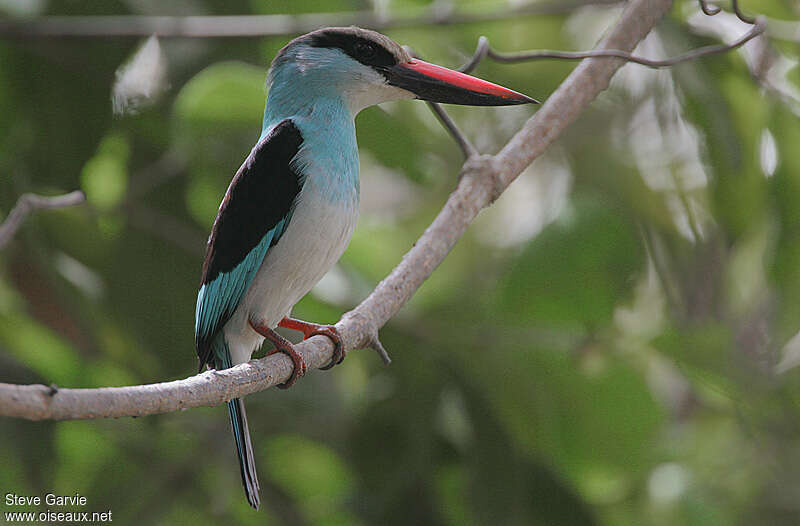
[223, 180, 358, 365]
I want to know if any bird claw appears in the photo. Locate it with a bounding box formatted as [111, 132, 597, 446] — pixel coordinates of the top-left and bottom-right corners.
[266, 341, 307, 389]
[314, 326, 345, 370]
[250, 317, 307, 389]
[277, 317, 345, 371]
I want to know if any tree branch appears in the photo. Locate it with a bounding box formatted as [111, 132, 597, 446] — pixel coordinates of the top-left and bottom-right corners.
[731, 0, 756, 25]
[0, 0, 673, 421]
[403, 44, 478, 160]
[425, 0, 762, 159]
[458, 19, 764, 71]
[698, 0, 721, 16]
[0, 0, 621, 39]
[0, 191, 86, 249]
[425, 101, 478, 160]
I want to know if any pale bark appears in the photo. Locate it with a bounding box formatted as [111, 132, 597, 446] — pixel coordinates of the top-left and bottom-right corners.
[0, 0, 674, 421]
[0, 1, 620, 39]
[0, 191, 85, 249]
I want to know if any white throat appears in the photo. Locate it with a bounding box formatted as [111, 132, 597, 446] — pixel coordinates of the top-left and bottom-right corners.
[342, 73, 415, 115]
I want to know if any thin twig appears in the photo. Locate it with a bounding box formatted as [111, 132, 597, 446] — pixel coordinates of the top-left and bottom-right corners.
[698, 0, 721, 16]
[426, 102, 478, 159]
[0, 0, 623, 39]
[731, 0, 756, 25]
[481, 21, 764, 69]
[458, 36, 489, 74]
[0, 0, 674, 421]
[699, 0, 755, 24]
[404, 44, 478, 160]
[366, 329, 392, 365]
[0, 191, 86, 249]
[455, 0, 764, 75]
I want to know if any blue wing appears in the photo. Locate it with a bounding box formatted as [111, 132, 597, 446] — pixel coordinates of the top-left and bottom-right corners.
[195, 119, 304, 370]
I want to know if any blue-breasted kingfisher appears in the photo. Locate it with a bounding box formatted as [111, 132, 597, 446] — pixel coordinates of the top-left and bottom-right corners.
[194, 26, 537, 509]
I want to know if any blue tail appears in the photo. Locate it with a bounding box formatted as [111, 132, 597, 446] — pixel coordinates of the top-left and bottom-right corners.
[216, 338, 260, 510]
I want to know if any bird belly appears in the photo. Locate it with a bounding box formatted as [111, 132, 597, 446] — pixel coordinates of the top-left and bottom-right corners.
[222, 186, 358, 364]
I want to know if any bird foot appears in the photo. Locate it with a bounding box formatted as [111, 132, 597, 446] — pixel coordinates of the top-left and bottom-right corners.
[278, 317, 345, 370]
[249, 318, 307, 389]
[314, 326, 345, 370]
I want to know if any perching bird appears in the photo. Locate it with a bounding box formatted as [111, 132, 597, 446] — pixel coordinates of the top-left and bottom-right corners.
[194, 26, 537, 509]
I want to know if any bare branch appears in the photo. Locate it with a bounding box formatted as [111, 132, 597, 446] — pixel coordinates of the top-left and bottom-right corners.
[0, 191, 86, 249]
[474, 21, 764, 69]
[493, 0, 674, 183]
[698, 0, 721, 16]
[697, 0, 757, 24]
[425, 102, 478, 159]
[0, 0, 622, 39]
[731, 0, 756, 25]
[366, 328, 392, 365]
[0, 0, 672, 421]
[404, 44, 477, 160]
[458, 36, 490, 74]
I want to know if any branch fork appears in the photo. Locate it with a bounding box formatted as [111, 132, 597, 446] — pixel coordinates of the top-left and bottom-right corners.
[0, 190, 86, 249]
[1, 0, 678, 421]
[460, 154, 504, 204]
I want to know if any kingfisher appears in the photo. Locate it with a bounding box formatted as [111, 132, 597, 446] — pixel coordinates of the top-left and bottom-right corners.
[194, 26, 536, 509]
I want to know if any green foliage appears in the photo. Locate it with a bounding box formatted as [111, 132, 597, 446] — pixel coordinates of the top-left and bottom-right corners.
[81, 133, 130, 211]
[174, 61, 266, 128]
[263, 434, 356, 523]
[499, 198, 643, 327]
[3, 1, 800, 525]
[0, 313, 82, 384]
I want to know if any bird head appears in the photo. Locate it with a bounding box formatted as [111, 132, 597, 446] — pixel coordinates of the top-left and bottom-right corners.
[268, 26, 537, 115]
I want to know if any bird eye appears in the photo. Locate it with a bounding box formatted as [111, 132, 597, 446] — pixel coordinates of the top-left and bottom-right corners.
[354, 41, 377, 59]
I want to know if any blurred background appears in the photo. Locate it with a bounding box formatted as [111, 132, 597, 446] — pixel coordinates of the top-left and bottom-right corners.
[2, 0, 800, 524]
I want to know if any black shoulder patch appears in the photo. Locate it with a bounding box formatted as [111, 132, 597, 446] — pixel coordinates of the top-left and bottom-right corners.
[308, 30, 397, 69]
[200, 119, 304, 285]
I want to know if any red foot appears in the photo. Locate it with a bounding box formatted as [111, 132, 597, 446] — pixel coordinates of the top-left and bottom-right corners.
[278, 317, 345, 370]
[249, 318, 307, 389]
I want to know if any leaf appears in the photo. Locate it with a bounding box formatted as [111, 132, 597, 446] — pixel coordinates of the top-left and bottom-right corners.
[0, 313, 82, 385]
[652, 324, 738, 400]
[53, 422, 115, 494]
[498, 196, 644, 327]
[81, 133, 130, 211]
[262, 434, 354, 521]
[174, 61, 265, 128]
